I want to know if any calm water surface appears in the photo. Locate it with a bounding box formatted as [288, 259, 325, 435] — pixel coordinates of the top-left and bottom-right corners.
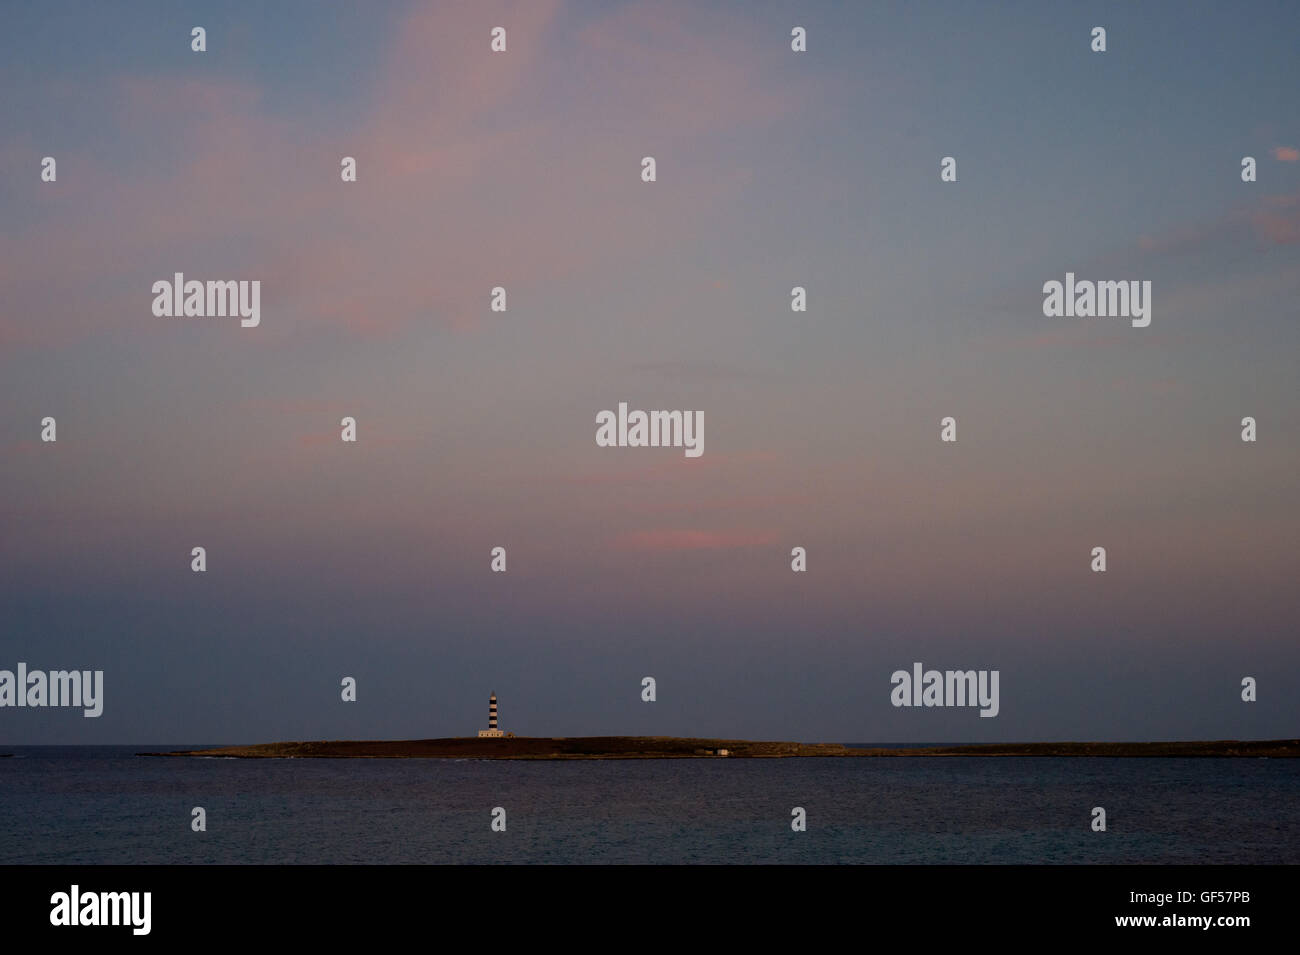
[2, 746, 1296, 864]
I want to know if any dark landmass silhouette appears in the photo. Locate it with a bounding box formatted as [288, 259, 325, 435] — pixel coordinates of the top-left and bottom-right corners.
[144, 737, 1300, 759]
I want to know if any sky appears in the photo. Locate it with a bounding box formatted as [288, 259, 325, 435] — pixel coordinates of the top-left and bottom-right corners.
[2, 0, 1298, 744]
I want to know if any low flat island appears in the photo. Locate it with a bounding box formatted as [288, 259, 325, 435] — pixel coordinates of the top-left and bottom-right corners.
[144, 737, 1300, 759]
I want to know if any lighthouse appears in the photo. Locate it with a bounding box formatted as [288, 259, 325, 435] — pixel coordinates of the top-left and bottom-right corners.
[477, 693, 504, 738]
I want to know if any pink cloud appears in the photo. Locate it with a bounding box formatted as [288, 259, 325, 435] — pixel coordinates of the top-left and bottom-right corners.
[613, 528, 779, 552]
[560, 449, 783, 487]
[0, 0, 799, 349]
[1132, 191, 1300, 257]
[1136, 219, 1230, 255]
[989, 327, 1189, 353]
[575, 4, 797, 134]
[297, 430, 413, 449]
[1272, 146, 1300, 162]
[240, 398, 344, 416]
[1251, 193, 1300, 245]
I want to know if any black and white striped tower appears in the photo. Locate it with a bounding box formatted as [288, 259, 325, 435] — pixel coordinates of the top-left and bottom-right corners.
[489, 693, 498, 731]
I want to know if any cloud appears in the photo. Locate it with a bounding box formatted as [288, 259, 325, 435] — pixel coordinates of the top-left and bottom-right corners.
[1132, 192, 1300, 255]
[1272, 146, 1300, 162]
[574, 4, 797, 136]
[996, 328, 1183, 351]
[1251, 193, 1300, 245]
[613, 528, 779, 552]
[0, 0, 799, 349]
[623, 360, 779, 383]
[239, 398, 345, 416]
[984, 188, 1300, 353]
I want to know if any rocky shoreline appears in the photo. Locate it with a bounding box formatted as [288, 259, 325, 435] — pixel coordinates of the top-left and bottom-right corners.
[141, 737, 1300, 759]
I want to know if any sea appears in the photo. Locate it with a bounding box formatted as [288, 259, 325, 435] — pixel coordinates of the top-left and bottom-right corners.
[2, 745, 1297, 864]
